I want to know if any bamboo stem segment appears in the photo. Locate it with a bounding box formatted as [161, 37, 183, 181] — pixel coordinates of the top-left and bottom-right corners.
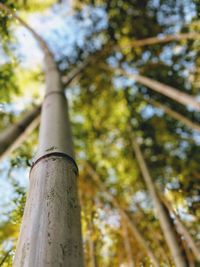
[0, 4, 84, 266]
[130, 133, 189, 267]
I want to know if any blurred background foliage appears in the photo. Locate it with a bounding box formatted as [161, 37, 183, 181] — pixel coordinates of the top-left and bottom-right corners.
[0, 0, 199, 266]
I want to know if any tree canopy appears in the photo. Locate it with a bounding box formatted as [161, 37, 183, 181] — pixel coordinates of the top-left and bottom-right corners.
[0, 0, 199, 266]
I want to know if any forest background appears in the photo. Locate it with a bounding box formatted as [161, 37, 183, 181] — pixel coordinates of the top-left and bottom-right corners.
[0, 0, 200, 266]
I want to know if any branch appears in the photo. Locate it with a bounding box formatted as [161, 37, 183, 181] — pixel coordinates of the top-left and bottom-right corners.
[160, 196, 200, 262]
[61, 43, 113, 86]
[0, 51, 89, 162]
[122, 218, 134, 267]
[0, 106, 41, 161]
[146, 98, 200, 132]
[62, 60, 90, 86]
[126, 32, 200, 48]
[129, 131, 189, 267]
[0, 249, 12, 266]
[118, 68, 200, 111]
[0, 4, 51, 55]
[0, 3, 56, 73]
[84, 162, 160, 267]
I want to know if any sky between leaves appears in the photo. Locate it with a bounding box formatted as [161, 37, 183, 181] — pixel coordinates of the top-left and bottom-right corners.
[0, 0, 200, 265]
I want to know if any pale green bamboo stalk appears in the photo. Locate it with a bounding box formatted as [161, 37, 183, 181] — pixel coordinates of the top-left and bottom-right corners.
[118, 68, 200, 111]
[122, 217, 135, 267]
[86, 163, 160, 267]
[0, 4, 84, 266]
[130, 133, 189, 267]
[161, 196, 200, 262]
[0, 106, 41, 161]
[146, 98, 200, 132]
[126, 32, 200, 48]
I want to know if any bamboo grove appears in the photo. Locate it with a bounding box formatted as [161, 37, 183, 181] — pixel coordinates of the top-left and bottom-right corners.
[0, 0, 199, 266]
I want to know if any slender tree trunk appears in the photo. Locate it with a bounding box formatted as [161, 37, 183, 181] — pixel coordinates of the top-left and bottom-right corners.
[146, 98, 200, 132]
[0, 107, 41, 161]
[127, 32, 200, 48]
[0, 6, 84, 266]
[85, 163, 160, 267]
[182, 240, 196, 267]
[122, 218, 135, 267]
[61, 43, 112, 87]
[160, 196, 200, 262]
[131, 74, 200, 111]
[135, 203, 171, 264]
[118, 68, 200, 111]
[120, 210, 159, 267]
[88, 227, 96, 267]
[0, 249, 12, 266]
[88, 209, 97, 267]
[135, 254, 141, 267]
[130, 133, 189, 267]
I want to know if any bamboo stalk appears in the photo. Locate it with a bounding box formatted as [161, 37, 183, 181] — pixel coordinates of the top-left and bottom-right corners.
[122, 217, 135, 267]
[126, 32, 200, 48]
[0, 4, 83, 266]
[118, 69, 200, 111]
[0, 106, 41, 161]
[130, 132, 189, 267]
[160, 196, 200, 262]
[85, 163, 160, 267]
[146, 98, 200, 132]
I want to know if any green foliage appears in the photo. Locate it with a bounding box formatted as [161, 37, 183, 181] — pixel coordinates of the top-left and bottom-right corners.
[0, 0, 200, 266]
[0, 62, 18, 102]
[0, 1, 16, 37]
[0, 179, 25, 266]
[17, 0, 57, 11]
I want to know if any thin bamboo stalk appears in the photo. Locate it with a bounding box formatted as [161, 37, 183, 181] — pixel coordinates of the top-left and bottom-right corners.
[126, 32, 200, 48]
[85, 163, 160, 267]
[0, 107, 41, 161]
[118, 69, 200, 111]
[160, 196, 200, 262]
[146, 98, 200, 132]
[130, 133, 189, 267]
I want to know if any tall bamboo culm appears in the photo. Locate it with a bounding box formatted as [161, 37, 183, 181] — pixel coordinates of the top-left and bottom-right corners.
[3, 7, 85, 266]
[131, 134, 189, 267]
[13, 51, 83, 267]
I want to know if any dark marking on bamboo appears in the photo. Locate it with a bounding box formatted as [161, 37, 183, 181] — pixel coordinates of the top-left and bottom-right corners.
[45, 146, 58, 152]
[30, 152, 78, 175]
